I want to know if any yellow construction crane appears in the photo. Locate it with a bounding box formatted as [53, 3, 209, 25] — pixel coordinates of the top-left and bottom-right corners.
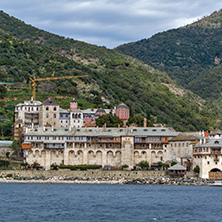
[29, 73, 88, 100]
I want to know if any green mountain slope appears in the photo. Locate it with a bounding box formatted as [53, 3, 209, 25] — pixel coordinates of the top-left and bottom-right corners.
[0, 11, 219, 131]
[116, 10, 222, 95]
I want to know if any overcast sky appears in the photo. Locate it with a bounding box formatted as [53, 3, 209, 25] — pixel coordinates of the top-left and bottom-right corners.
[1, 0, 222, 48]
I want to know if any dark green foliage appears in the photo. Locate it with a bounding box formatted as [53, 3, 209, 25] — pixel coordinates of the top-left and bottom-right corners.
[20, 162, 29, 168]
[137, 161, 149, 170]
[0, 10, 219, 131]
[96, 114, 123, 127]
[116, 9, 222, 113]
[171, 161, 177, 167]
[51, 164, 59, 170]
[0, 160, 9, 167]
[59, 164, 102, 170]
[122, 164, 129, 169]
[127, 116, 144, 127]
[194, 165, 200, 174]
[127, 115, 153, 127]
[0, 85, 7, 99]
[5, 152, 10, 158]
[11, 140, 20, 157]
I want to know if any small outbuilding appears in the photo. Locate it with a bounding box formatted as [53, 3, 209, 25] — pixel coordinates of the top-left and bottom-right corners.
[168, 163, 186, 178]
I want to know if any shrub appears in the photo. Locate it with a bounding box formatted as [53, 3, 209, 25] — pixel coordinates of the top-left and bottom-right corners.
[0, 160, 10, 167]
[138, 161, 149, 170]
[122, 164, 129, 169]
[51, 164, 59, 170]
[194, 165, 200, 174]
[58, 164, 102, 170]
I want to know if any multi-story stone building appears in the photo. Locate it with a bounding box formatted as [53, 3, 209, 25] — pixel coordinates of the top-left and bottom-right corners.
[59, 108, 70, 128]
[193, 137, 222, 179]
[39, 98, 60, 128]
[14, 98, 130, 140]
[14, 98, 42, 140]
[167, 133, 201, 169]
[22, 126, 179, 169]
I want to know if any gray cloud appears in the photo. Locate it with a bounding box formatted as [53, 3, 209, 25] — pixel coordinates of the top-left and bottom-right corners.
[1, 0, 222, 48]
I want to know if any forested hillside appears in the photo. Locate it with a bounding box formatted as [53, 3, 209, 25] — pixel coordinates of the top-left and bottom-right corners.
[116, 10, 222, 100]
[0, 11, 220, 132]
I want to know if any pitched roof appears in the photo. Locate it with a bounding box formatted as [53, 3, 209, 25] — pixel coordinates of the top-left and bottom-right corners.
[42, 98, 58, 106]
[168, 163, 186, 171]
[24, 126, 179, 137]
[195, 139, 222, 148]
[0, 140, 13, 147]
[170, 133, 201, 142]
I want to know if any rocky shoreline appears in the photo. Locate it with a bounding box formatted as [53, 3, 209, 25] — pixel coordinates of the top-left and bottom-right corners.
[0, 176, 216, 186]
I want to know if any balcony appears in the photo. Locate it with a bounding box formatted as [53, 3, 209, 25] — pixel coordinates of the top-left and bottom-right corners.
[211, 151, 221, 155]
[214, 158, 219, 162]
[25, 119, 39, 124]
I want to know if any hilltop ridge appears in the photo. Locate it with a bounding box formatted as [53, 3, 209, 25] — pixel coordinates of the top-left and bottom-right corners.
[0, 10, 219, 131]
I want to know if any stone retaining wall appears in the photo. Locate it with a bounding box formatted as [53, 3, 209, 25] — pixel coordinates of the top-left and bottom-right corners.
[0, 169, 166, 179]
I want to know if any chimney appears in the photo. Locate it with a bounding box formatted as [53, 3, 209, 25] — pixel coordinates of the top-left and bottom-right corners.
[43, 126, 45, 132]
[97, 126, 99, 133]
[144, 118, 147, 128]
[200, 139, 202, 145]
[52, 126, 54, 132]
[202, 130, 204, 137]
[85, 126, 87, 132]
[103, 123, 106, 132]
[69, 125, 72, 132]
[130, 126, 133, 134]
[32, 123, 34, 130]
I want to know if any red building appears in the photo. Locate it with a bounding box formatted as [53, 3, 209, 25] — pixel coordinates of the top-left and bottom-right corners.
[94, 108, 107, 119]
[115, 103, 130, 122]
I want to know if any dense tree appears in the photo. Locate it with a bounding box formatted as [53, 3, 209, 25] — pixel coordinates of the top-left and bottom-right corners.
[0, 85, 7, 99]
[0, 10, 220, 132]
[96, 114, 123, 127]
[137, 161, 149, 170]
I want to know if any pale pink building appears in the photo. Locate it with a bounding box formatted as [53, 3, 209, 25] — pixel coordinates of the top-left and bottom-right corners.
[115, 103, 130, 122]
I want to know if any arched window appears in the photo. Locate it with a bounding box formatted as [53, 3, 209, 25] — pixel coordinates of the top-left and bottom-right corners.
[54, 106, 57, 111]
[53, 114, 56, 118]
[46, 106, 49, 111]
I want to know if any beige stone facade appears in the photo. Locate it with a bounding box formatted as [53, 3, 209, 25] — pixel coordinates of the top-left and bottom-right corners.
[193, 138, 222, 179]
[22, 126, 179, 169]
[39, 98, 60, 128]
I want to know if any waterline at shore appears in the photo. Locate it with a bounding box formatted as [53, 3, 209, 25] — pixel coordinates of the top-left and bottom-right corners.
[0, 176, 215, 186]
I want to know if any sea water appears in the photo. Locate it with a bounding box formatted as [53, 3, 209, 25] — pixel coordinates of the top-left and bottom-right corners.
[0, 183, 221, 222]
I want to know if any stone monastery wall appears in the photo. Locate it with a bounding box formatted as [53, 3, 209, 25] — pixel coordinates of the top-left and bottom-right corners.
[0, 169, 166, 179]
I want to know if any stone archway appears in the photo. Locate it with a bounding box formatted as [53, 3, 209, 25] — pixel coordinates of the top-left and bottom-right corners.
[134, 151, 140, 164]
[115, 151, 121, 166]
[68, 150, 75, 165]
[210, 168, 221, 172]
[107, 151, 114, 165]
[95, 151, 102, 165]
[88, 150, 95, 165]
